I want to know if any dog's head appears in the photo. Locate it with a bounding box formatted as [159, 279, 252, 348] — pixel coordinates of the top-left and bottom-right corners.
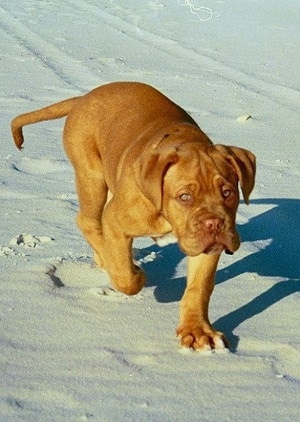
[134, 140, 256, 256]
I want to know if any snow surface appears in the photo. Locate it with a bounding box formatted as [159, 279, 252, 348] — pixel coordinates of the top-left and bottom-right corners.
[1, 1, 299, 421]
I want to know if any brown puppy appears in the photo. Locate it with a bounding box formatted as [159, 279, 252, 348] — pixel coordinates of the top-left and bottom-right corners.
[11, 82, 256, 351]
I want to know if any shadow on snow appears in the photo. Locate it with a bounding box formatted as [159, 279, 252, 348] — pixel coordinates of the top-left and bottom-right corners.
[141, 198, 300, 351]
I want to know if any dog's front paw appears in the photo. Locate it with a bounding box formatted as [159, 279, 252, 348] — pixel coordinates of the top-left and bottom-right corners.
[176, 323, 229, 351]
[110, 267, 146, 296]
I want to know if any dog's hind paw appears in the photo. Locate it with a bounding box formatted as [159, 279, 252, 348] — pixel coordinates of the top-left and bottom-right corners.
[110, 268, 146, 296]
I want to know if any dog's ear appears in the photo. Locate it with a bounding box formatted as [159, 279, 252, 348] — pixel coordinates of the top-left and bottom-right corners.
[133, 146, 179, 210]
[215, 145, 256, 204]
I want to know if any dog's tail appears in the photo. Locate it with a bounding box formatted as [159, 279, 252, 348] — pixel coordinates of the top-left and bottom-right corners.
[11, 96, 80, 150]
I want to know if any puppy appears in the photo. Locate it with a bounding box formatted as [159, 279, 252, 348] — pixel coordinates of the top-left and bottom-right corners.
[11, 82, 256, 350]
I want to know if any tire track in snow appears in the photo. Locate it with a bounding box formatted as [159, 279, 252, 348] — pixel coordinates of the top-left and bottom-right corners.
[2, 0, 299, 111]
[0, 5, 101, 91]
[69, 0, 300, 111]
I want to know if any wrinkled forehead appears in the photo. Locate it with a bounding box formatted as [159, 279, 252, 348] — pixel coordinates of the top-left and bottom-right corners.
[168, 145, 235, 182]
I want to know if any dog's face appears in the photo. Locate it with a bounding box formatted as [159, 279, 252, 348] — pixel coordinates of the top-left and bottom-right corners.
[134, 142, 256, 256]
[162, 147, 241, 255]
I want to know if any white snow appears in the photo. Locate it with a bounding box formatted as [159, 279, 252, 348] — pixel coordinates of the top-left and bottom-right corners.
[1, 1, 299, 421]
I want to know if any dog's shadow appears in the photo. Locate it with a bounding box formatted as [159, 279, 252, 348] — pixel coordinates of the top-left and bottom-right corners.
[140, 198, 300, 351]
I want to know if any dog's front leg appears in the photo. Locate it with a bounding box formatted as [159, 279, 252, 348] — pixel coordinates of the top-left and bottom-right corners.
[101, 201, 146, 296]
[177, 253, 228, 351]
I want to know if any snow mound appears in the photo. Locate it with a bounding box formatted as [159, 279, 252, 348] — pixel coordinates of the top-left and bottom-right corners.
[0, 246, 16, 257]
[10, 233, 55, 248]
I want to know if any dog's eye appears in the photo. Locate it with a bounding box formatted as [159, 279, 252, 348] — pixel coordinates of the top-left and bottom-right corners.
[178, 193, 192, 204]
[222, 188, 232, 198]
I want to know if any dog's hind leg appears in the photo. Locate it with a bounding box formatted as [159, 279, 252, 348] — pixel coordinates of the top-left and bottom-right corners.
[100, 197, 146, 295]
[75, 169, 146, 295]
[74, 166, 109, 271]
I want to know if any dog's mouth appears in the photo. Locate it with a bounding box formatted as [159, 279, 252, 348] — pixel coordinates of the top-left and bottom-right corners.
[203, 243, 224, 255]
[203, 243, 235, 255]
[179, 240, 237, 257]
[204, 230, 240, 255]
[178, 230, 240, 256]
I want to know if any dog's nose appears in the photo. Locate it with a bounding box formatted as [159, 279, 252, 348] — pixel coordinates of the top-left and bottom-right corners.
[204, 217, 224, 232]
